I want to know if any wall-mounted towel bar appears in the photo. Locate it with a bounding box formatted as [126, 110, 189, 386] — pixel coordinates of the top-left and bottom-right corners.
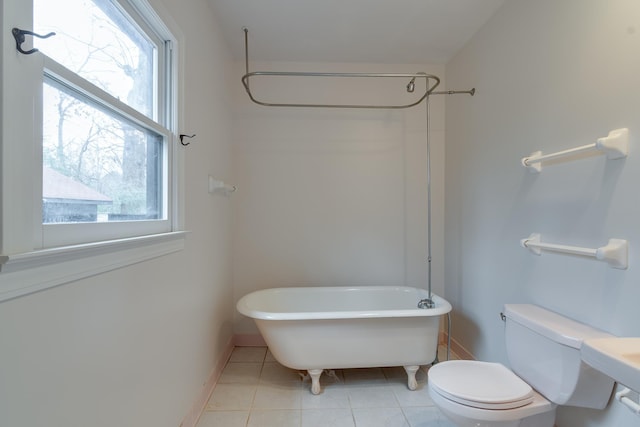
[616, 387, 640, 416]
[520, 233, 628, 269]
[208, 176, 236, 194]
[522, 128, 629, 173]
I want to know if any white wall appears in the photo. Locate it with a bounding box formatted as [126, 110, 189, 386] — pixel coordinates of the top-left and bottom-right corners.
[0, 1, 235, 426]
[232, 61, 446, 335]
[445, 0, 640, 425]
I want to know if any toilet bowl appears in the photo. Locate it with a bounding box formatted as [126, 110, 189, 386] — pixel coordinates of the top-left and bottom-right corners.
[428, 360, 556, 427]
[427, 304, 615, 427]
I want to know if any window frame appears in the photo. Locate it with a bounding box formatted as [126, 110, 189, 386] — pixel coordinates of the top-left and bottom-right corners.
[0, 0, 185, 301]
[41, 57, 173, 245]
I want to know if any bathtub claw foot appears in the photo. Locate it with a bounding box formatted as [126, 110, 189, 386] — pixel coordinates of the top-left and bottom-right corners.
[308, 369, 323, 395]
[404, 365, 420, 391]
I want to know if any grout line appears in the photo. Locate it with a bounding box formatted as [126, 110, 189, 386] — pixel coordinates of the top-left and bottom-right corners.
[249, 358, 263, 411]
[199, 345, 456, 427]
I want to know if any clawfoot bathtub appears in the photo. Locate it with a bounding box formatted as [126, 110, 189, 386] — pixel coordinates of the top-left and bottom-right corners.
[237, 286, 452, 394]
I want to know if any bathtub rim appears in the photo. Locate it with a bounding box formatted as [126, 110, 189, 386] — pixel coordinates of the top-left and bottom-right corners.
[236, 285, 452, 321]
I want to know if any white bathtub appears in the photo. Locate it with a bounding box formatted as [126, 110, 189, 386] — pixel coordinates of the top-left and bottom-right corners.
[236, 286, 452, 394]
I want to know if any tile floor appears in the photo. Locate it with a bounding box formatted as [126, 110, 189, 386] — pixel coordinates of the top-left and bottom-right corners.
[196, 346, 458, 427]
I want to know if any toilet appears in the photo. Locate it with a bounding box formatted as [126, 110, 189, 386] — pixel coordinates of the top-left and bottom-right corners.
[428, 304, 615, 427]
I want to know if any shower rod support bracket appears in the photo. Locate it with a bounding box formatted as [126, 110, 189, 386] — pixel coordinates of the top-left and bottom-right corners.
[432, 88, 475, 96]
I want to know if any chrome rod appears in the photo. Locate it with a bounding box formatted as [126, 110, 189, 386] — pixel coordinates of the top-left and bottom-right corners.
[240, 28, 443, 109]
[241, 71, 440, 109]
[432, 88, 475, 96]
[241, 28, 474, 108]
[244, 70, 440, 79]
[426, 94, 433, 303]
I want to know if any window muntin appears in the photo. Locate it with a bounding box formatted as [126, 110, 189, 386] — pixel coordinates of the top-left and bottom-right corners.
[33, 0, 156, 118]
[0, 0, 180, 289]
[25, 0, 175, 243]
[42, 78, 164, 224]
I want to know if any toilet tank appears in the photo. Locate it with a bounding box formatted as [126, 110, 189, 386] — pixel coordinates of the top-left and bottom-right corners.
[504, 304, 615, 409]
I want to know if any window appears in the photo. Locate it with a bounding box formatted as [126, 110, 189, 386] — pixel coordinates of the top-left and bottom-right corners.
[0, 0, 182, 299]
[34, 0, 157, 116]
[42, 79, 164, 224]
[8, 0, 176, 246]
[34, 0, 172, 241]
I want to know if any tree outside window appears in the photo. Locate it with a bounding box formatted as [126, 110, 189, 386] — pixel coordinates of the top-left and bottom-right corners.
[35, 0, 164, 224]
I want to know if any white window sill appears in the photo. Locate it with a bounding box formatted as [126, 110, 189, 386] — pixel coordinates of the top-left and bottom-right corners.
[0, 231, 187, 302]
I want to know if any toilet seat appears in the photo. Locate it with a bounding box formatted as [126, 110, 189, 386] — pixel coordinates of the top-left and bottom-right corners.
[429, 360, 534, 410]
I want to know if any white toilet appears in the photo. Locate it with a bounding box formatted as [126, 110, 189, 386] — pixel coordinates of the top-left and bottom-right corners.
[428, 304, 615, 427]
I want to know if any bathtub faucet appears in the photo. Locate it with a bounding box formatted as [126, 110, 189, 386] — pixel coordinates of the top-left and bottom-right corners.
[418, 298, 435, 309]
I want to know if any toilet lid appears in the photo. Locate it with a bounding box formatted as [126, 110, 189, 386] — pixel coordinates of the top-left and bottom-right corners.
[429, 360, 534, 410]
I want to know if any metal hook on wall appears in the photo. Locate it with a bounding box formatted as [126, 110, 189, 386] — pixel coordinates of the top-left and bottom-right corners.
[179, 134, 196, 146]
[12, 27, 56, 55]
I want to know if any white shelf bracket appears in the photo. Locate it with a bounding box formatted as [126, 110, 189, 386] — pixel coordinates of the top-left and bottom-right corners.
[521, 128, 629, 173]
[595, 239, 629, 270]
[520, 233, 543, 255]
[521, 233, 628, 269]
[597, 128, 629, 160]
[521, 151, 542, 173]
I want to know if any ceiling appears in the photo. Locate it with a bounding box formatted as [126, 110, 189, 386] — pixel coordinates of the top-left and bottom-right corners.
[208, 0, 506, 64]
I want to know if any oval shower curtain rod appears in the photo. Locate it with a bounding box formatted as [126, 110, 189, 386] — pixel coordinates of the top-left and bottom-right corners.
[241, 28, 474, 109]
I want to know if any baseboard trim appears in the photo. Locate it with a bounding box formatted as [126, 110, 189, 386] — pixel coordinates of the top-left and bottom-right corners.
[439, 331, 475, 360]
[179, 337, 234, 427]
[233, 333, 267, 347]
[179, 334, 268, 427]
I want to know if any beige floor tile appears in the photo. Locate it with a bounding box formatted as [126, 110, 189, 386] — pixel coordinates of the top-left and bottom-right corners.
[403, 406, 457, 427]
[389, 382, 435, 407]
[229, 346, 267, 363]
[352, 407, 409, 427]
[253, 381, 303, 410]
[382, 366, 408, 380]
[265, 349, 277, 362]
[218, 362, 263, 384]
[206, 383, 257, 410]
[343, 367, 387, 385]
[197, 410, 249, 427]
[247, 409, 301, 427]
[260, 362, 303, 383]
[194, 346, 451, 427]
[347, 384, 399, 408]
[301, 408, 355, 427]
[301, 385, 350, 409]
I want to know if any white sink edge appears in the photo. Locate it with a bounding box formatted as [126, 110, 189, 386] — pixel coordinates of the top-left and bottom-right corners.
[582, 337, 640, 393]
